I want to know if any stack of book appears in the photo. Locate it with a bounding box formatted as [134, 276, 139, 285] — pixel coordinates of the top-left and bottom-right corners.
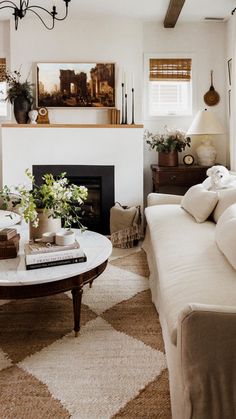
[0, 228, 20, 260]
[25, 240, 87, 270]
[108, 108, 121, 124]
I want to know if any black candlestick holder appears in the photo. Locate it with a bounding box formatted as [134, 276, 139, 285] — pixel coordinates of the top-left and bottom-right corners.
[121, 83, 125, 124]
[125, 93, 128, 124]
[131, 88, 135, 124]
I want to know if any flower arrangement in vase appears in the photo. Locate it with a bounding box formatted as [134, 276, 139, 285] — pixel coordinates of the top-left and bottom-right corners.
[0, 170, 88, 239]
[144, 127, 191, 166]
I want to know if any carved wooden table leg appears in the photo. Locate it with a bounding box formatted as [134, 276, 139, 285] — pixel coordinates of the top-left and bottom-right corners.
[71, 287, 83, 337]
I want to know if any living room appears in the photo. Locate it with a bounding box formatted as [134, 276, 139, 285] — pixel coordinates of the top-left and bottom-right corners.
[0, 1, 236, 418]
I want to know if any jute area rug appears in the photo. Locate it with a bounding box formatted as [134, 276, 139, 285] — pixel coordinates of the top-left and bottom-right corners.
[0, 249, 171, 419]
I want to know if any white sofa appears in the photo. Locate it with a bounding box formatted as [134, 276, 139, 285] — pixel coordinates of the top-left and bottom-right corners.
[143, 191, 236, 419]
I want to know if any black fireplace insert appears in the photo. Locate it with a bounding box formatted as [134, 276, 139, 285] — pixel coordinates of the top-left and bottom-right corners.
[33, 165, 114, 234]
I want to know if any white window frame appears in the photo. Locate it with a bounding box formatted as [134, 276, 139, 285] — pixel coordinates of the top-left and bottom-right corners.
[144, 53, 196, 121]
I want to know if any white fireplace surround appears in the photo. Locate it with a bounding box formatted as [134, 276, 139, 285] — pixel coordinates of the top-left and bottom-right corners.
[0, 125, 144, 211]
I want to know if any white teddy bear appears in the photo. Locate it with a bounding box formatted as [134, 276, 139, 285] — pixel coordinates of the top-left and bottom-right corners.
[202, 165, 236, 191]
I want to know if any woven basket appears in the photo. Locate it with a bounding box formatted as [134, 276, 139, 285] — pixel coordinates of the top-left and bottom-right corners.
[110, 202, 142, 248]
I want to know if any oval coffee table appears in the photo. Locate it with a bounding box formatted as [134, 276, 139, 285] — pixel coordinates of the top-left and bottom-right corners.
[0, 229, 112, 336]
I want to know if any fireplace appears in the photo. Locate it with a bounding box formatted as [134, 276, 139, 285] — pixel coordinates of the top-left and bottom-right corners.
[33, 165, 115, 234]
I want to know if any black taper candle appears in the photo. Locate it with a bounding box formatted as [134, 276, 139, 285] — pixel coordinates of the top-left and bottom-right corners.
[121, 82, 125, 124]
[125, 93, 128, 124]
[131, 87, 135, 124]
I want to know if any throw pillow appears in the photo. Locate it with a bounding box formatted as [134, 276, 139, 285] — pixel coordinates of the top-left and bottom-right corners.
[212, 188, 236, 223]
[0, 210, 21, 228]
[181, 184, 218, 223]
[215, 203, 236, 270]
[110, 203, 140, 234]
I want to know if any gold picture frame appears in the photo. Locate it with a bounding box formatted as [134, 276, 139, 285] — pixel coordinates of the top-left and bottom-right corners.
[36, 62, 115, 108]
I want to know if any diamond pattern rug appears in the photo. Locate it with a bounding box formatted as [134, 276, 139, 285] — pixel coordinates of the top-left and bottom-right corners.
[0, 250, 171, 418]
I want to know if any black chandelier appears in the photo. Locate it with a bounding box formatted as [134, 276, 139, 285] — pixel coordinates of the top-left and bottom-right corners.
[0, 0, 71, 30]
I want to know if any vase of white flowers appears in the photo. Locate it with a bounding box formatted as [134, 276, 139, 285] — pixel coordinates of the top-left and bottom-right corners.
[29, 209, 62, 240]
[144, 127, 191, 167]
[0, 170, 88, 240]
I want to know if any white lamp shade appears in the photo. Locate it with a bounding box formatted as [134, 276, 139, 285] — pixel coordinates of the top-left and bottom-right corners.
[187, 110, 224, 135]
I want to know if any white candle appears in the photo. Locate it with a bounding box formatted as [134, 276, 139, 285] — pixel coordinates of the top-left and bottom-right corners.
[55, 230, 75, 246]
[122, 69, 125, 84]
[131, 72, 134, 89]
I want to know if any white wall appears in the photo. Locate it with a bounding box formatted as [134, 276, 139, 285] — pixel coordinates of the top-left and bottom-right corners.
[0, 126, 144, 210]
[226, 15, 236, 170]
[0, 20, 10, 61]
[8, 17, 143, 124]
[0, 17, 229, 202]
[143, 22, 227, 196]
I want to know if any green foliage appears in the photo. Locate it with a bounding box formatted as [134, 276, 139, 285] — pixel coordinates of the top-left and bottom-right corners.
[0, 170, 88, 230]
[144, 127, 191, 153]
[4, 70, 34, 104]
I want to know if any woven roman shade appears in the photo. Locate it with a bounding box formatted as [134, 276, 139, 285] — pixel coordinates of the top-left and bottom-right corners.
[0, 58, 6, 82]
[149, 58, 192, 81]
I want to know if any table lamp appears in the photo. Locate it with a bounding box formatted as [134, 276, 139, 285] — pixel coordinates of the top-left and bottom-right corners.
[187, 109, 224, 166]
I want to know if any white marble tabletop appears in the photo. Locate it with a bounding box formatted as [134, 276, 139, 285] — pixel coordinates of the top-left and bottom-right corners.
[0, 227, 112, 286]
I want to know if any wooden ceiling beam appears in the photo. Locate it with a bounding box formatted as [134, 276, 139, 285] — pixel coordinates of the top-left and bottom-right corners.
[164, 0, 186, 28]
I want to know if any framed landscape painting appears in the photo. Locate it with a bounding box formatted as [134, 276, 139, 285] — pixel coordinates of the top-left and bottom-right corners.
[36, 62, 115, 108]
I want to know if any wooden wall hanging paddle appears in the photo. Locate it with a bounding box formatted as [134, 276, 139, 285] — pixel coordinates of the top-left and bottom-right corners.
[204, 70, 220, 106]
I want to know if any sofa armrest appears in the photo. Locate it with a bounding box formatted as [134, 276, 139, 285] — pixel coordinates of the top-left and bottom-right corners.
[147, 193, 182, 207]
[178, 303, 236, 419]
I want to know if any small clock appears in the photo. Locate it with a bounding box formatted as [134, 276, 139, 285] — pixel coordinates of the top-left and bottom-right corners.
[183, 154, 194, 166]
[37, 107, 50, 124]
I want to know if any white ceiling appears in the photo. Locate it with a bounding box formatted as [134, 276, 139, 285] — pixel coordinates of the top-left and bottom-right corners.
[0, 0, 235, 22]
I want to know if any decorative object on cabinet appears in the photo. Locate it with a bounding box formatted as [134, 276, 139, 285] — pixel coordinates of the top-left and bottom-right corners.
[131, 87, 135, 124]
[37, 107, 50, 124]
[204, 70, 220, 106]
[151, 164, 209, 195]
[187, 109, 224, 166]
[28, 109, 38, 124]
[183, 154, 194, 166]
[145, 127, 191, 167]
[4, 68, 33, 124]
[37, 62, 115, 108]
[0, 0, 71, 31]
[158, 150, 178, 167]
[121, 71, 135, 125]
[121, 79, 125, 124]
[108, 108, 120, 124]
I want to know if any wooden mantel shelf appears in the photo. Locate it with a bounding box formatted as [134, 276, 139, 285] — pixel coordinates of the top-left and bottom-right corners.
[0, 123, 144, 129]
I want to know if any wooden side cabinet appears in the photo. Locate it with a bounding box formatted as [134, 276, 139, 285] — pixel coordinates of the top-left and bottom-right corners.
[151, 164, 209, 195]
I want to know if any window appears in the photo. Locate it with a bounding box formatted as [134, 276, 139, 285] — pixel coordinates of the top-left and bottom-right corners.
[147, 57, 192, 117]
[0, 58, 7, 118]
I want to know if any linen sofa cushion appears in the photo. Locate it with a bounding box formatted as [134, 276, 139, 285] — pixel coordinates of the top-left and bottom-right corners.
[145, 204, 236, 346]
[215, 203, 236, 270]
[213, 188, 236, 223]
[181, 184, 218, 223]
[0, 210, 21, 228]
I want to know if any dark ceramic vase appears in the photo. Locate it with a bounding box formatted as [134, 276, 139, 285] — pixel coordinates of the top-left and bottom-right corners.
[158, 150, 178, 167]
[13, 96, 31, 124]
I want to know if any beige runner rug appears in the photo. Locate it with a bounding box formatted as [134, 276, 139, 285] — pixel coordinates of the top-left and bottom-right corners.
[0, 250, 171, 418]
